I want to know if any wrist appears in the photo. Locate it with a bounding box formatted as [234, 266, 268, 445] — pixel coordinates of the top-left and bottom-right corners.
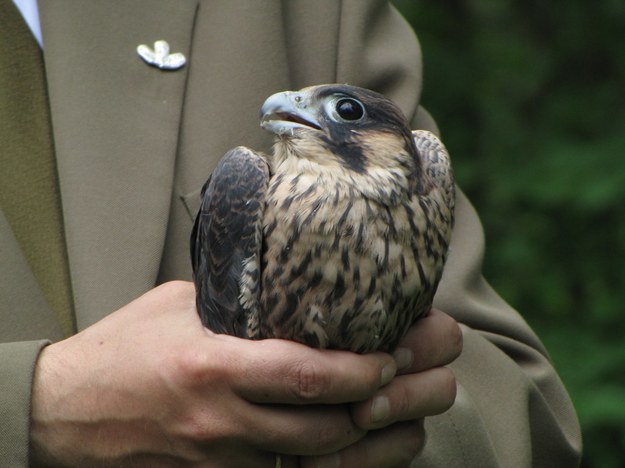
[28, 334, 182, 466]
[30, 344, 66, 465]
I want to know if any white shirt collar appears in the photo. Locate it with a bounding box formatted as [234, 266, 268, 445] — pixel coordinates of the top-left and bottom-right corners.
[12, 0, 43, 48]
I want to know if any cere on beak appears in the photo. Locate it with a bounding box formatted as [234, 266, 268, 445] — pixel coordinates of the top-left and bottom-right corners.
[260, 91, 321, 135]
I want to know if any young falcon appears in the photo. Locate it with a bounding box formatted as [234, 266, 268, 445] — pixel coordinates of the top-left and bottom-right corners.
[190, 84, 455, 353]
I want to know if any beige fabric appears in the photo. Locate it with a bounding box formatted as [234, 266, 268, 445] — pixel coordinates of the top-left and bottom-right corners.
[0, 0, 75, 336]
[0, 1, 581, 466]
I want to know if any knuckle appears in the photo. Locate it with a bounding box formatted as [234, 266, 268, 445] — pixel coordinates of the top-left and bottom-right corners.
[288, 360, 329, 402]
[174, 347, 227, 389]
[178, 347, 207, 376]
[182, 410, 214, 442]
[181, 407, 238, 447]
[396, 385, 413, 418]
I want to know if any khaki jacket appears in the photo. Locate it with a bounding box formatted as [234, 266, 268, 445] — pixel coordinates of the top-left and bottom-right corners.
[0, 1, 581, 466]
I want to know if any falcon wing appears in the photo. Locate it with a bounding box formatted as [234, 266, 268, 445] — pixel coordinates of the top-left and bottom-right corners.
[191, 146, 269, 337]
[413, 129, 455, 216]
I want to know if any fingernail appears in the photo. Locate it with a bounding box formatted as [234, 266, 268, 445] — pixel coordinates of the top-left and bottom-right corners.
[312, 452, 341, 468]
[393, 347, 414, 371]
[371, 395, 391, 423]
[380, 361, 396, 386]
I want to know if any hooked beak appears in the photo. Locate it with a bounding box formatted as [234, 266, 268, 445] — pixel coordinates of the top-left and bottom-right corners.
[260, 91, 321, 136]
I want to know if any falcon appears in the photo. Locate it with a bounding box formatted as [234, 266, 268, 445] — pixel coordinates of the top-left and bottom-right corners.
[190, 84, 454, 353]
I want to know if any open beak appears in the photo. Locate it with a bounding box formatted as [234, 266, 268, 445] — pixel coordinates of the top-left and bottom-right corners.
[260, 91, 321, 136]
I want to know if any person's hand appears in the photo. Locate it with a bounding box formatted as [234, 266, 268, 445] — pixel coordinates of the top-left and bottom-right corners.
[296, 309, 463, 468]
[30, 281, 398, 467]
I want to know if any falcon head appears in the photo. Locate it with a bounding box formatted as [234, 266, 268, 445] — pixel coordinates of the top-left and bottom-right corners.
[260, 84, 421, 203]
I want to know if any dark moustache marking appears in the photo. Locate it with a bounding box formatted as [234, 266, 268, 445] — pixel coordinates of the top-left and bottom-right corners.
[312, 84, 417, 176]
[320, 135, 367, 174]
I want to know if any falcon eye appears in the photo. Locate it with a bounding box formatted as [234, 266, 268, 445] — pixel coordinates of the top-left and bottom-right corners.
[335, 98, 365, 121]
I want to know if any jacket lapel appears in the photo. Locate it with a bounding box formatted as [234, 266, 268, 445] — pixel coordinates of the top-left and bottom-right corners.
[0, 211, 64, 341]
[40, 0, 198, 329]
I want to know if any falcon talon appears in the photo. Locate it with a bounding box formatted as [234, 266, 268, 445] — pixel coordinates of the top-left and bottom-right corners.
[191, 84, 455, 353]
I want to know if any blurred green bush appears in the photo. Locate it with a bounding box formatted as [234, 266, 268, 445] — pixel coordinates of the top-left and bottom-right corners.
[393, 1, 625, 466]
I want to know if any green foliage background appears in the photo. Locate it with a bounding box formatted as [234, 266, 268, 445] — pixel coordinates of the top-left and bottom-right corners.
[393, 1, 625, 466]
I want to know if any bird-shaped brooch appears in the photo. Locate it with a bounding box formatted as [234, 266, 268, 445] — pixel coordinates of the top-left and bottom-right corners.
[191, 84, 455, 353]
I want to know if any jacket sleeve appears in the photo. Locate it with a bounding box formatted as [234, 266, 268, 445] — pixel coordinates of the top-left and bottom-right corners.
[0, 213, 64, 466]
[332, 1, 582, 466]
[0, 341, 49, 466]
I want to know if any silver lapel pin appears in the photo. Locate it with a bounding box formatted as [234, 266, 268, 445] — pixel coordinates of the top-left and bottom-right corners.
[137, 40, 186, 70]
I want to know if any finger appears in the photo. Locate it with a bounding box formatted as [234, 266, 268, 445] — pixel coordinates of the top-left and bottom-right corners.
[216, 336, 396, 404]
[350, 367, 456, 430]
[301, 420, 425, 468]
[392, 309, 462, 374]
[243, 403, 366, 455]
